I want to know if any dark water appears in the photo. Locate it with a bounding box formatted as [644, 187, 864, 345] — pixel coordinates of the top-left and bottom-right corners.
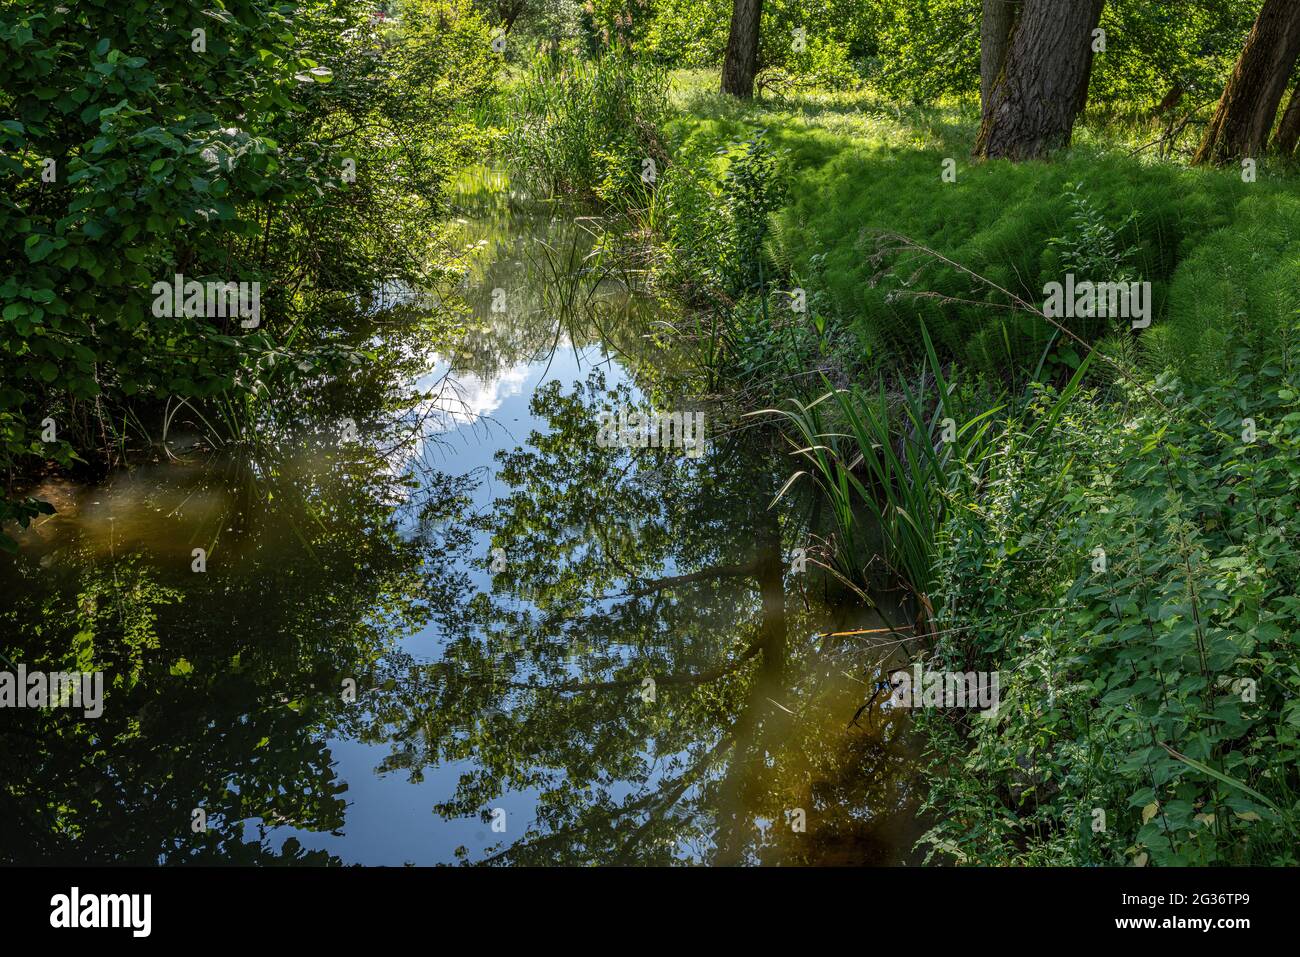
[1, 176, 925, 865]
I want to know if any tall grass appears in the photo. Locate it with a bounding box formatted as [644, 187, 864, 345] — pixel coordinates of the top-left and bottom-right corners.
[765, 329, 971, 608]
[502, 54, 671, 201]
[765, 326, 1090, 621]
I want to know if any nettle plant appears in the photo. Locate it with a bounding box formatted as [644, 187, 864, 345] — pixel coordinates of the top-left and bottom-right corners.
[718, 129, 789, 298]
[915, 334, 1300, 866]
[648, 129, 791, 371]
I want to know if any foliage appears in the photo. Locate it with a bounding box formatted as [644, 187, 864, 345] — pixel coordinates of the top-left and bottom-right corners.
[0, 0, 498, 540]
[491, 0, 879, 88]
[767, 134, 1291, 376]
[767, 329, 1086, 609]
[651, 128, 788, 302]
[639, 0, 730, 68]
[1046, 181, 1140, 283]
[501, 52, 670, 199]
[717, 131, 788, 295]
[915, 331, 1300, 865]
[872, 0, 980, 103]
[696, 31, 1300, 867]
[870, 0, 1257, 112]
[765, 353, 957, 603]
[1144, 192, 1300, 385]
[1088, 0, 1259, 114]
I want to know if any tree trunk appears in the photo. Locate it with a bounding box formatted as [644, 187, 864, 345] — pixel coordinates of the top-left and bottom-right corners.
[972, 0, 1105, 161]
[980, 0, 1021, 118]
[497, 0, 527, 33]
[1193, 0, 1300, 166]
[1273, 76, 1300, 155]
[721, 0, 763, 99]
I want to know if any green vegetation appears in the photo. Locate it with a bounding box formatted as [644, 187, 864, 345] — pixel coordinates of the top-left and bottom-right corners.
[654, 82, 1300, 384]
[501, 53, 669, 200]
[1, 0, 497, 547]
[916, 345, 1300, 865]
[477, 1, 1300, 865]
[8, 0, 1300, 869]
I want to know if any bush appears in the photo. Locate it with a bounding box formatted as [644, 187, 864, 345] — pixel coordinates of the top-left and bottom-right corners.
[914, 332, 1300, 866]
[653, 128, 788, 307]
[0, 0, 499, 543]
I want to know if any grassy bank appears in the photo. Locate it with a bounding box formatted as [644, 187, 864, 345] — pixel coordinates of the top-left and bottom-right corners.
[664, 72, 1300, 383]
[655, 73, 1300, 866]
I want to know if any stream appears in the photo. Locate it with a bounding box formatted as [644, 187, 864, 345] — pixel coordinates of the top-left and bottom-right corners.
[0, 174, 926, 866]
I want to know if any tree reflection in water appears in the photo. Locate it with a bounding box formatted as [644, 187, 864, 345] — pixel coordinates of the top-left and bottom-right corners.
[0, 196, 925, 865]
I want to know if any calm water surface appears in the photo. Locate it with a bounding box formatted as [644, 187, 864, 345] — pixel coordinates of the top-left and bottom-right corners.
[1, 180, 925, 865]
